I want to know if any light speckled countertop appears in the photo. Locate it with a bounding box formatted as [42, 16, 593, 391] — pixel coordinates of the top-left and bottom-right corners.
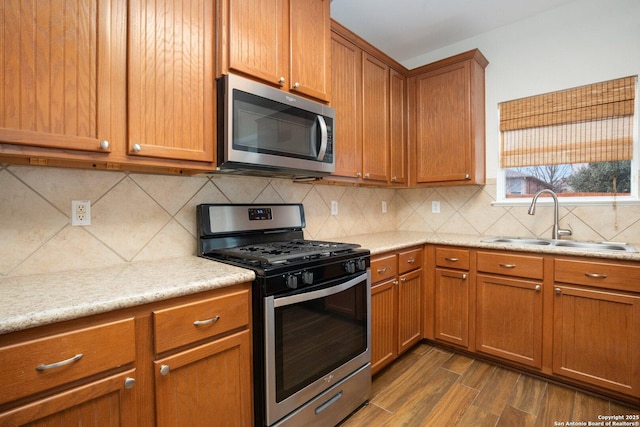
[2, 232, 639, 335]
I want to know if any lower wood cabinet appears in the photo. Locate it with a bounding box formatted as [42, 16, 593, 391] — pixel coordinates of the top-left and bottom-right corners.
[370, 247, 423, 374]
[154, 330, 252, 427]
[0, 283, 253, 425]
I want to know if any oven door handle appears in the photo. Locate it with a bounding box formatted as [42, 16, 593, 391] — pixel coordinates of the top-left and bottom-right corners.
[273, 272, 369, 308]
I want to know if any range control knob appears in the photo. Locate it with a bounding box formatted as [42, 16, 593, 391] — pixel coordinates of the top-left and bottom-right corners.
[356, 259, 367, 271]
[285, 274, 298, 289]
[302, 271, 314, 285]
[344, 261, 356, 274]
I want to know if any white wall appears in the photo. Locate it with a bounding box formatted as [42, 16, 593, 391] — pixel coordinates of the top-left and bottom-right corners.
[403, 0, 640, 179]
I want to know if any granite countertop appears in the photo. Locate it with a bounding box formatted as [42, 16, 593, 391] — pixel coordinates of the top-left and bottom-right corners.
[2, 232, 639, 335]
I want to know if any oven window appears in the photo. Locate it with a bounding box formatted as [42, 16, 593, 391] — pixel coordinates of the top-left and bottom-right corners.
[274, 281, 367, 402]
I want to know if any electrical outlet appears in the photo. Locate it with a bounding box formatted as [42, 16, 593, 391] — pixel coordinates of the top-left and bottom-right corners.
[71, 200, 91, 226]
[381, 201, 387, 213]
[432, 200, 441, 214]
[331, 200, 338, 216]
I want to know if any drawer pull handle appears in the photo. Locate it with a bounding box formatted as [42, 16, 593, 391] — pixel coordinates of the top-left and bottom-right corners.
[535, 285, 542, 291]
[124, 377, 136, 389]
[36, 353, 83, 371]
[445, 257, 459, 262]
[499, 263, 516, 269]
[193, 315, 220, 326]
[407, 258, 416, 264]
[377, 267, 388, 274]
[585, 272, 607, 279]
[160, 364, 171, 376]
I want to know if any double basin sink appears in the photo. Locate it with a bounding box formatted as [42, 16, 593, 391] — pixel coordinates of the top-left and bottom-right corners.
[481, 237, 638, 253]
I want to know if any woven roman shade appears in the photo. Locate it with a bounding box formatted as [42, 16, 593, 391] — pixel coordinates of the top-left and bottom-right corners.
[500, 76, 636, 168]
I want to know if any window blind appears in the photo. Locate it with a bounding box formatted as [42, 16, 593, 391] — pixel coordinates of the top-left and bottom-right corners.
[500, 76, 636, 168]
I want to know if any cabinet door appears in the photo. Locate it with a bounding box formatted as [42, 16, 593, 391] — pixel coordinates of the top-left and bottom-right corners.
[361, 53, 389, 182]
[476, 274, 543, 368]
[414, 61, 471, 183]
[398, 269, 422, 354]
[289, 0, 331, 101]
[389, 69, 407, 184]
[0, 370, 137, 426]
[0, 0, 124, 153]
[330, 33, 362, 179]
[553, 285, 640, 396]
[371, 279, 397, 375]
[434, 268, 470, 348]
[128, 0, 214, 162]
[155, 330, 253, 426]
[222, 0, 288, 87]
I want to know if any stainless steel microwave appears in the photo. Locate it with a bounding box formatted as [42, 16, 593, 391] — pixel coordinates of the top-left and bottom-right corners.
[216, 74, 335, 179]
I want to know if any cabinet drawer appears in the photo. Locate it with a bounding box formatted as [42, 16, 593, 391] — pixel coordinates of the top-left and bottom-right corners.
[371, 254, 398, 283]
[399, 248, 423, 274]
[435, 247, 470, 270]
[0, 318, 135, 406]
[477, 251, 543, 280]
[555, 259, 640, 292]
[153, 288, 250, 354]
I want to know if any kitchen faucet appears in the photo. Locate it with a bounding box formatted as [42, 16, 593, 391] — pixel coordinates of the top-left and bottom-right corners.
[527, 189, 572, 240]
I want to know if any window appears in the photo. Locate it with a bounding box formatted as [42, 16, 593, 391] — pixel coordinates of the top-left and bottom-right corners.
[497, 76, 638, 204]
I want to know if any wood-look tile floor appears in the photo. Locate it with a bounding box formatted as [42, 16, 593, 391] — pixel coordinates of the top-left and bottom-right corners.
[341, 343, 639, 426]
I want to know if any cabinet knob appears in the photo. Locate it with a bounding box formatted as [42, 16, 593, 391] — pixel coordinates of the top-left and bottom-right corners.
[278, 77, 285, 84]
[465, 173, 470, 179]
[124, 377, 136, 389]
[99, 140, 110, 150]
[132, 144, 142, 152]
[160, 364, 171, 376]
[461, 273, 467, 280]
[391, 176, 397, 182]
[401, 277, 407, 283]
[554, 288, 562, 294]
[535, 285, 542, 291]
[393, 280, 399, 285]
[364, 173, 370, 179]
[356, 172, 362, 178]
[293, 82, 300, 89]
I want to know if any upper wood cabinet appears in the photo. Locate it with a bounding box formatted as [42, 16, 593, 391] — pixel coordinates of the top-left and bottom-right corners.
[218, 0, 331, 102]
[128, 0, 215, 163]
[328, 23, 407, 185]
[0, 0, 125, 154]
[409, 49, 488, 186]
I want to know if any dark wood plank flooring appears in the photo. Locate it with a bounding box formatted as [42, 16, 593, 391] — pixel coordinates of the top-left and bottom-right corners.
[341, 343, 639, 426]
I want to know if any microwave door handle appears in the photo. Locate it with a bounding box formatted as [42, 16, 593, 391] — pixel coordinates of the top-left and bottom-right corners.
[316, 115, 328, 161]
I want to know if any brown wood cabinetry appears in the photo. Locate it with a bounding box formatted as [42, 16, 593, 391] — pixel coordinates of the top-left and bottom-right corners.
[128, 0, 215, 163]
[433, 247, 472, 349]
[0, 283, 253, 425]
[476, 251, 544, 368]
[408, 49, 488, 186]
[218, 0, 331, 102]
[370, 247, 423, 374]
[328, 22, 407, 185]
[552, 258, 640, 397]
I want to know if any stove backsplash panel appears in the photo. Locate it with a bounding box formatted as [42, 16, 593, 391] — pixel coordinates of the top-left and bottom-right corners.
[2, 164, 639, 277]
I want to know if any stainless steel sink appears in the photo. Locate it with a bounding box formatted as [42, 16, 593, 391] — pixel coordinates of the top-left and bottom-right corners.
[482, 237, 638, 253]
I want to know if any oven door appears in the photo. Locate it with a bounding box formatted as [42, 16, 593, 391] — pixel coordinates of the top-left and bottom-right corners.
[264, 271, 371, 426]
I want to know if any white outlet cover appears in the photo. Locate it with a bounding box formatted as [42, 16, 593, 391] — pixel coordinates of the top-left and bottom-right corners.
[432, 200, 441, 214]
[331, 200, 338, 216]
[71, 200, 91, 226]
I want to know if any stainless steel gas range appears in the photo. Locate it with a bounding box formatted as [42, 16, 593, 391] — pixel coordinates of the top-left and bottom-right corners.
[197, 203, 371, 427]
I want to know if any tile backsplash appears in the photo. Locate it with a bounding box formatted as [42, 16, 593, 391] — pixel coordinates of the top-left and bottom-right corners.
[2, 164, 639, 277]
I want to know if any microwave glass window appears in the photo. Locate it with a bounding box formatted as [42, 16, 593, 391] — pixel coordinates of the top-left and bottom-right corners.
[233, 90, 319, 159]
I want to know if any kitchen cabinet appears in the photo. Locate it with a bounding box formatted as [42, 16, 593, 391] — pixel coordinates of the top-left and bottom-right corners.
[329, 23, 407, 185]
[128, 0, 215, 163]
[0, 0, 217, 173]
[552, 258, 640, 397]
[218, 0, 331, 102]
[0, 283, 253, 425]
[433, 247, 472, 349]
[0, 318, 137, 425]
[370, 247, 423, 374]
[476, 251, 544, 368]
[408, 49, 488, 186]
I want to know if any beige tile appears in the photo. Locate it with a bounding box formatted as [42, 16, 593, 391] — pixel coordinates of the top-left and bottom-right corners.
[271, 179, 313, 202]
[573, 204, 640, 241]
[131, 173, 208, 215]
[174, 180, 231, 238]
[301, 188, 330, 238]
[0, 170, 68, 275]
[458, 189, 506, 234]
[254, 183, 286, 204]
[211, 175, 270, 203]
[133, 220, 197, 261]
[90, 177, 171, 260]
[437, 212, 479, 235]
[437, 186, 481, 210]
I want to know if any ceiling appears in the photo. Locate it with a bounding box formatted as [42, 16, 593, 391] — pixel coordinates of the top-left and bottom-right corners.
[330, 0, 578, 66]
